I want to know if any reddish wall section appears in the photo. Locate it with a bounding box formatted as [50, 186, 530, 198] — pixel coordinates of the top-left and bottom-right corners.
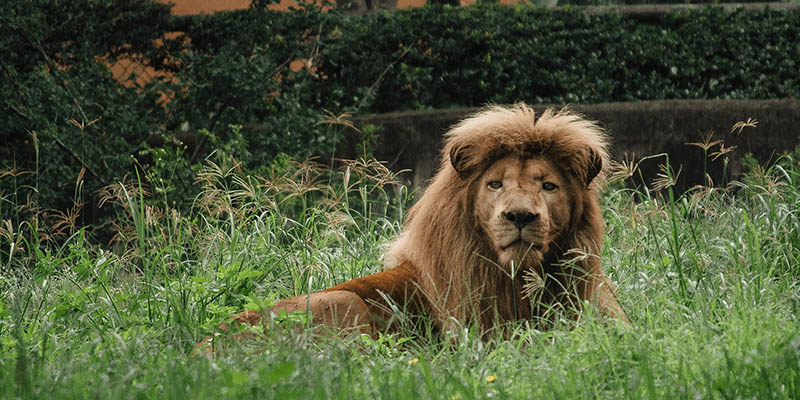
[165, 0, 249, 14]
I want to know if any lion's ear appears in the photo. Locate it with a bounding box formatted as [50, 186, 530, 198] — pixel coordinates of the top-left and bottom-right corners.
[570, 147, 603, 186]
[583, 147, 603, 186]
[449, 143, 473, 178]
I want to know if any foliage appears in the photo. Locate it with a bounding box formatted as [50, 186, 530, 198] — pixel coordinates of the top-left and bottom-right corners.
[158, 6, 344, 162]
[1, 0, 173, 233]
[0, 0, 341, 237]
[159, 4, 800, 114]
[4, 0, 800, 242]
[153, 4, 800, 113]
[304, 5, 800, 112]
[0, 0, 174, 73]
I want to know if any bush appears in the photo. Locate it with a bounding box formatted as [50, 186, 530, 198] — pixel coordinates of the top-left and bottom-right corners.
[309, 5, 800, 111]
[170, 5, 800, 112]
[0, 0, 173, 234]
[0, 0, 339, 237]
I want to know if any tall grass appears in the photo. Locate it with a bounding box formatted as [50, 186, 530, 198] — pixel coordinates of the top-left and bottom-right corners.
[1, 131, 799, 398]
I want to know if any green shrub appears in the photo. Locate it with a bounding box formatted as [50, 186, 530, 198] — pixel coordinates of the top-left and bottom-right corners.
[0, 0, 339, 239]
[169, 5, 800, 113]
[0, 0, 173, 231]
[309, 5, 800, 111]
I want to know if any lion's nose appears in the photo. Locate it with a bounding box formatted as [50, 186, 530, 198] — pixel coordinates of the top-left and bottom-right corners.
[503, 210, 538, 230]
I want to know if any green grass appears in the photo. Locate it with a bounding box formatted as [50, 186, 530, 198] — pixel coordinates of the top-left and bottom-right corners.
[1, 143, 799, 399]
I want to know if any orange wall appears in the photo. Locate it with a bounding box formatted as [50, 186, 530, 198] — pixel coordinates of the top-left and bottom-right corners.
[165, 0, 249, 14]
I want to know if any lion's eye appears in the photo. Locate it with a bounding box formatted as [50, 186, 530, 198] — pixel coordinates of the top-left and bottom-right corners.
[487, 181, 503, 190]
[542, 182, 557, 191]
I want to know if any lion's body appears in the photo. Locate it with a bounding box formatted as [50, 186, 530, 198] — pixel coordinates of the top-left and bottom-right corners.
[227, 104, 627, 340]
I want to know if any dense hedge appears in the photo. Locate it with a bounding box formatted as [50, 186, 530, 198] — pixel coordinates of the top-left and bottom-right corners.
[0, 0, 335, 233]
[177, 5, 800, 114]
[1, 0, 174, 227]
[2, 0, 800, 237]
[292, 5, 800, 111]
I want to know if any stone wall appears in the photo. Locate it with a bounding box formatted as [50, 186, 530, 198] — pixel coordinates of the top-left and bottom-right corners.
[336, 99, 800, 191]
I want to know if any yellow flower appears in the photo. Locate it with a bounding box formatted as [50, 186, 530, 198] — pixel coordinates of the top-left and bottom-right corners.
[408, 357, 419, 366]
[485, 375, 496, 383]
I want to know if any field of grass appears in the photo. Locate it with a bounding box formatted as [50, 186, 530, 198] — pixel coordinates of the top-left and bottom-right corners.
[1, 138, 799, 399]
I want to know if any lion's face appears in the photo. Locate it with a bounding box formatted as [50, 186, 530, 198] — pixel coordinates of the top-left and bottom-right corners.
[474, 156, 574, 267]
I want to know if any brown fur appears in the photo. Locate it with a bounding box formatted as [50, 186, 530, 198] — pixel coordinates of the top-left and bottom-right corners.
[204, 104, 627, 347]
[384, 104, 626, 332]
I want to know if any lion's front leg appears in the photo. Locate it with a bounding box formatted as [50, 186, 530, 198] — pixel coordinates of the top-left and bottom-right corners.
[268, 262, 422, 334]
[194, 291, 372, 355]
[269, 290, 374, 335]
[591, 276, 629, 324]
[197, 262, 422, 354]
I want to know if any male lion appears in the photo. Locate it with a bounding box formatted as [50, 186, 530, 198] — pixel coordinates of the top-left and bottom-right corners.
[221, 104, 627, 340]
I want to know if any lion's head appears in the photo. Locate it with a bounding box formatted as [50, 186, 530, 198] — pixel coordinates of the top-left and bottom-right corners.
[385, 104, 612, 331]
[473, 156, 574, 268]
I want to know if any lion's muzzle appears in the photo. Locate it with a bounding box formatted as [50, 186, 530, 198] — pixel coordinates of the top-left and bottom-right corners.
[502, 209, 539, 230]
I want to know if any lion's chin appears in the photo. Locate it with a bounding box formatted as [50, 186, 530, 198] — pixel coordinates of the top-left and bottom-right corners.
[496, 241, 544, 270]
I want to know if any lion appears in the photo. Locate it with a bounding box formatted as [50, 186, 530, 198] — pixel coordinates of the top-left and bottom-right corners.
[216, 103, 628, 342]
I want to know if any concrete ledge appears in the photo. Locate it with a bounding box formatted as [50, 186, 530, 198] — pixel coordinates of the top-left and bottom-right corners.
[339, 99, 800, 191]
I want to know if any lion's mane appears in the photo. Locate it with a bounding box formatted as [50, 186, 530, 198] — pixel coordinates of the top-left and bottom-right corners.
[385, 104, 611, 331]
